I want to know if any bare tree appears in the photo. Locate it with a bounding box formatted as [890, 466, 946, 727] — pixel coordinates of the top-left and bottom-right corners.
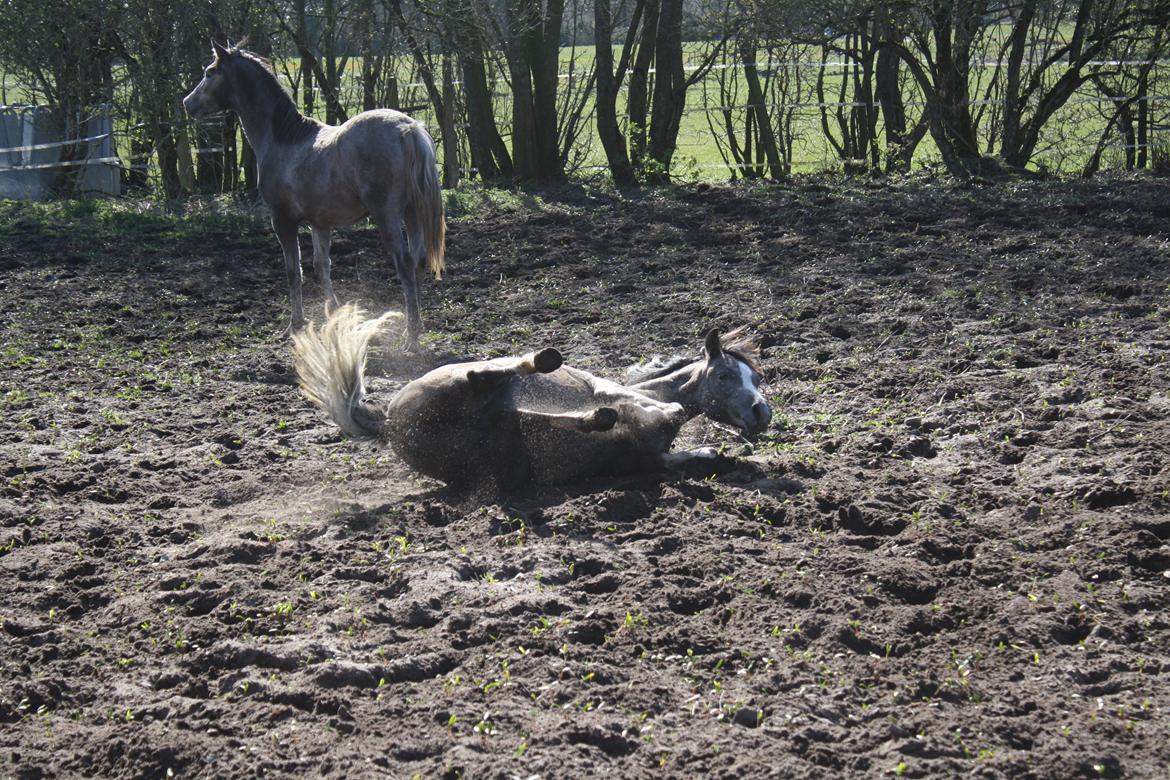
[593, 0, 641, 185]
[0, 0, 120, 193]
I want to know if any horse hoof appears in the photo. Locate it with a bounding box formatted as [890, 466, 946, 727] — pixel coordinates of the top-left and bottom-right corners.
[591, 406, 619, 431]
[402, 329, 421, 354]
[533, 348, 563, 374]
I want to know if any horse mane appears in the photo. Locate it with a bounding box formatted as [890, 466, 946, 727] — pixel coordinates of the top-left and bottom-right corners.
[625, 354, 694, 384]
[625, 327, 762, 384]
[219, 44, 319, 144]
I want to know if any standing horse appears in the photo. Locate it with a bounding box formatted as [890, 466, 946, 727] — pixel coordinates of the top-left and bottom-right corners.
[292, 305, 773, 491]
[183, 42, 445, 350]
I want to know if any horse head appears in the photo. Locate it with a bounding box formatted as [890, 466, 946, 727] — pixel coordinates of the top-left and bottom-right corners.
[183, 41, 237, 119]
[684, 328, 772, 440]
[184, 40, 269, 119]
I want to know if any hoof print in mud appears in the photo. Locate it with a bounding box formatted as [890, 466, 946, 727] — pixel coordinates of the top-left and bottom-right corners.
[566, 727, 637, 757]
[732, 706, 765, 728]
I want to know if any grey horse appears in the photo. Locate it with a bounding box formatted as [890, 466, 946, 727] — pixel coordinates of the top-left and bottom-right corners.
[183, 42, 445, 350]
[293, 305, 773, 491]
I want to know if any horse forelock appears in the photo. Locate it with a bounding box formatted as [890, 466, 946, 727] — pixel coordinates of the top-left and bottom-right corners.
[720, 327, 763, 377]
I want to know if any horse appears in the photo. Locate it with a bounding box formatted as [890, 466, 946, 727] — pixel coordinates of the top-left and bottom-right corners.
[182, 41, 445, 351]
[292, 305, 773, 491]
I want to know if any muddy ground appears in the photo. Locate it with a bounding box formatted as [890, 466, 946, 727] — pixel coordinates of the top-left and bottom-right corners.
[1, 176, 1169, 779]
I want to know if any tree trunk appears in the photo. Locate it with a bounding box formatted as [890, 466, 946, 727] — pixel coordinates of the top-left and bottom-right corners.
[222, 113, 239, 193]
[1136, 68, 1149, 169]
[451, 0, 511, 181]
[1000, 0, 1036, 170]
[195, 121, 220, 192]
[594, 0, 634, 185]
[875, 7, 909, 172]
[740, 36, 784, 179]
[295, 0, 315, 116]
[627, 0, 659, 172]
[156, 119, 182, 199]
[646, 0, 684, 182]
[531, 0, 565, 179]
[357, 0, 379, 112]
[461, 53, 501, 180]
[927, 1, 983, 176]
[506, 36, 539, 177]
[242, 135, 257, 196]
[440, 53, 460, 188]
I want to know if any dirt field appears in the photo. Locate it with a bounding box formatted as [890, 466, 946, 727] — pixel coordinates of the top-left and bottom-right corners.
[2, 176, 1168, 779]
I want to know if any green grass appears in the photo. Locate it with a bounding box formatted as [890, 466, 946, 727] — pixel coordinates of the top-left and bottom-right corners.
[0, 197, 269, 247]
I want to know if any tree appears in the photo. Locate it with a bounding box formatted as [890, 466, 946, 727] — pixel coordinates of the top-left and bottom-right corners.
[504, 0, 567, 179]
[996, 0, 1170, 170]
[593, 0, 640, 185]
[0, 0, 120, 193]
[446, 0, 513, 180]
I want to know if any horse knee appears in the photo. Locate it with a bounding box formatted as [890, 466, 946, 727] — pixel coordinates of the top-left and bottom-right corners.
[590, 406, 618, 431]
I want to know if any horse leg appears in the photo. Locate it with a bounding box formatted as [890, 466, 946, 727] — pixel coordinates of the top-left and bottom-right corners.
[596, 397, 687, 429]
[595, 400, 687, 460]
[272, 213, 304, 332]
[406, 210, 425, 275]
[662, 448, 720, 467]
[466, 348, 563, 392]
[371, 198, 420, 351]
[517, 406, 619, 433]
[311, 226, 339, 314]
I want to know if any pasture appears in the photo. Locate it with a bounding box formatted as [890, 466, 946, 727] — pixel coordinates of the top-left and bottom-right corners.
[1, 176, 1169, 778]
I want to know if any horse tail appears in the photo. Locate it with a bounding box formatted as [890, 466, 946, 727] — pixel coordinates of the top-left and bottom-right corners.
[403, 121, 446, 280]
[292, 304, 401, 441]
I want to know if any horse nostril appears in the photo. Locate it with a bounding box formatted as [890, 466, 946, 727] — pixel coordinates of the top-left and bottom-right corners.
[753, 401, 772, 429]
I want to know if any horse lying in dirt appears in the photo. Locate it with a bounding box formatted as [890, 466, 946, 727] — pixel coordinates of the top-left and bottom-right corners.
[183, 42, 445, 350]
[293, 306, 773, 490]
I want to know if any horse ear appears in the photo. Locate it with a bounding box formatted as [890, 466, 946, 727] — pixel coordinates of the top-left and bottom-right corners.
[211, 39, 230, 59]
[704, 328, 723, 360]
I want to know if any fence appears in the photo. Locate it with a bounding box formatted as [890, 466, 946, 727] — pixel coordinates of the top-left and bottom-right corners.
[0, 106, 120, 199]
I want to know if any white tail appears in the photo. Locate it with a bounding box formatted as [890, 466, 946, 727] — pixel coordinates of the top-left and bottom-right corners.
[291, 305, 402, 440]
[403, 123, 446, 279]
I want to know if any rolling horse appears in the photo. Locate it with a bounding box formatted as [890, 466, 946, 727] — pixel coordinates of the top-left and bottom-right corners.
[183, 42, 445, 351]
[292, 305, 773, 491]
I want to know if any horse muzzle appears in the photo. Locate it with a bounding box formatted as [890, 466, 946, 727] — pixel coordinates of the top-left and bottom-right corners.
[740, 400, 773, 440]
[182, 93, 220, 119]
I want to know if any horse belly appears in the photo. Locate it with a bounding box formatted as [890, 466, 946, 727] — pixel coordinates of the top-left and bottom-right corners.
[385, 369, 529, 487]
[507, 370, 602, 413]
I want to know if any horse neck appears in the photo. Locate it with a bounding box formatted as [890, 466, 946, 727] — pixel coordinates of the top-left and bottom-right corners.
[229, 67, 297, 164]
[628, 363, 704, 418]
